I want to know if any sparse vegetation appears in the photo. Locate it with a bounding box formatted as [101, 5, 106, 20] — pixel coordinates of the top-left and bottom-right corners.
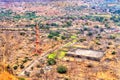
[0, 1, 120, 80]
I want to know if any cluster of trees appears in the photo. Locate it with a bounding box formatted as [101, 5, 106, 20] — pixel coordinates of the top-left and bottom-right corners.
[112, 10, 120, 14]
[50, 23, 59, 27]
[65, 5, 87, 11]
[14, 14, 21, 20]
[80, 15, 107, 23]
[0, 9, 13, 20]
[62, 21, 72, 27]
[14, 11, 38, 21]
[39, 23, 59, 30]
[110, 15, 120, 22]
[48, 31, 67, 40]
[24, 11, 37, 20]
[79, 14, 120, 26]
[109, 35, 116, 39]
[45, 23, 59, 27]
[48, 31, 60, 39]
[0, 9, 38, 21]
[25, 24, 36, 28]
[110, 15, 120, 26]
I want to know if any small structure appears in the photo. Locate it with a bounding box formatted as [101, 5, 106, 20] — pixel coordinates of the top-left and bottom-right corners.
[66, 49, 105, 61]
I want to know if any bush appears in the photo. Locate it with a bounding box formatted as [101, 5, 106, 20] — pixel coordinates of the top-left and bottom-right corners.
[87, 32, 93, 36]
[48, 31, 60, 39]
[94, 25, 99, 28]
[20, 65, 24, 69]
[22, 59, 27, 63]
[61, 36, 66, 40]
[20, 32, 25, 36]
[83, 27, 88, 31]
[66, 21, 72, 26]
[33, 54, 38, 56]
[6, 65, 10, 69]
[96, 41, 101, 45]
[96, 34, 102, 39]
[48, 53, 56, 59]
[36, 64, 41, 68]
[79, 38, 86, 42]
[51, 23, 59, 27]
[70, 35, 77, 39]
[47, 59, 56, 65]
[57, 51, 67, 59]
[57, 65, 67, 74]
[64, 78, 69, 80]
[13, 65, 18, 70]
[18, 77, 25, 80]
[109, 35, 116, 39]
[48, 34, 53, 39]
[111, 51, 116, 55]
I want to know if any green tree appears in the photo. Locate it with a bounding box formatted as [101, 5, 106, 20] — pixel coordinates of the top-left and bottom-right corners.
[47, 59, 56, 65]
[57, 65, 67, 74]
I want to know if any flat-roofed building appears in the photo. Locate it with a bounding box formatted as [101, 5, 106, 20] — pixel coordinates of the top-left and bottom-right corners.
[66, 49, 105, 61]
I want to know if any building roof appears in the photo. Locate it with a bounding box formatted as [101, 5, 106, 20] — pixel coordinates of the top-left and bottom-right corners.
[67, 49, 105, 59]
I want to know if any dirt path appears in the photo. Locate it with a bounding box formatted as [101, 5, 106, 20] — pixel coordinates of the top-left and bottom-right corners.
[18, 41, 76, 76]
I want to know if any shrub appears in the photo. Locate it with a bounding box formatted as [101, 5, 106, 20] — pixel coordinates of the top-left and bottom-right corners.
[79, 38, 86, 42]
[96, 41, 101, 45]
[36, 64, 41, 68]
[94, 25, 99, 28]
[22, 59, 27, 63]
[48, 34, 53, 39]
[33, 54, 38, 56]
[64, 78, 69, 80]
[13, 65, 18, 70]
[20, 65, 24, 69]
[6, 65, 10, 69]
[109, 35, 116, 39]
[48, 53, 56, 59]
[83, 27, 88, 31]
[61, 36, 66, 40]
[31, 67, 34, 70]
[51, 23, 59, 27]
[106, 46, 110, 49]
[20, 32, 25, 36]
[87, 32, 93, 36]
[70, 35, 77, 39]
[47, 59, 56, 65]
[48, 31, 60, 39]
[18, 77, 25, 80]
[57, 51, 67, 59]
[100, 28, 104, 32]
[66, 21, 72, 26]
[111, 51, 116, 55]
[24, 71, 30, 77]
[108, 42, 112, 45]
[57, 65, 67, 74]
[96, 34, 102, 39]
